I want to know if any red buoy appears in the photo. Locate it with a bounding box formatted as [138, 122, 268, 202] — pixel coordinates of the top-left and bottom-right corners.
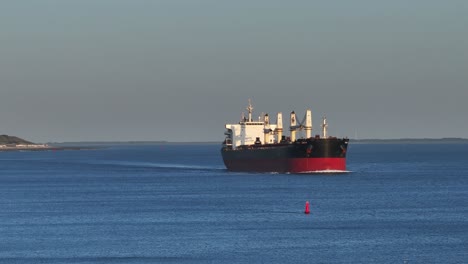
[304, 201, 310, 214]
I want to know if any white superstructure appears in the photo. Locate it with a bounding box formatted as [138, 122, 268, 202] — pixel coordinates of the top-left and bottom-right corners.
[224, 100, 278, 149]
[224, 100, 317, 149]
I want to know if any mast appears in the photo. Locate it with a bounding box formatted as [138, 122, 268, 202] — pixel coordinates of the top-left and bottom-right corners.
[321, 116, 328, 138]
[263, 113, 270, 144]
[305, 109, 312, 138]
[290, 111, 297, 142]
[276, 112, 283, 142]
[246, 99, 253, 122]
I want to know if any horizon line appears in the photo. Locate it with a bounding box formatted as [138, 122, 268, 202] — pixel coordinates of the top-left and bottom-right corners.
[48, 137, 468, 144]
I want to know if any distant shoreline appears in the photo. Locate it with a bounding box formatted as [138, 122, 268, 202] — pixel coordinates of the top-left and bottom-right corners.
[4, 137, 468, 149]
[351, 138, 468, 144]
[1, 138, 467, 151]
[0, 146, 100, 152]
[50, 138, 468, 145]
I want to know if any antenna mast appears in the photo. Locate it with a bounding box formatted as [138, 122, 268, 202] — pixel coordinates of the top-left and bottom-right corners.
[246, 99, 253, 122]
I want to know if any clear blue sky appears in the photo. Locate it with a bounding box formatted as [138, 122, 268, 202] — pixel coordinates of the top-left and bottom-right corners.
[1, 0, 467, 142]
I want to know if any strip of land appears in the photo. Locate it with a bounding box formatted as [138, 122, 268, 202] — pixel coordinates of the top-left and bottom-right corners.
[351, 138, 468, 144]
[0, 135, 98, 151]
[56, 138, 468, 145]
[2, 134, 467, 151]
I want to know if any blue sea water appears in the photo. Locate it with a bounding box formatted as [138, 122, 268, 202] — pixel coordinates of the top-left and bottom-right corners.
[0, 143, 467, 263]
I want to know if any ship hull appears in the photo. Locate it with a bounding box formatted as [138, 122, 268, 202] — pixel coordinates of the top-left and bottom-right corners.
[221, 138, 349, 173]
[223, 157, 346, 173]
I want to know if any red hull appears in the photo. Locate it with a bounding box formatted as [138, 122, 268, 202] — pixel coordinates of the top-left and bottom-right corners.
[223, 157, 346, 173]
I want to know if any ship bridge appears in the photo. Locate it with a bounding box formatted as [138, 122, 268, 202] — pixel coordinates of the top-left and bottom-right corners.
[224, 100, 278, 149]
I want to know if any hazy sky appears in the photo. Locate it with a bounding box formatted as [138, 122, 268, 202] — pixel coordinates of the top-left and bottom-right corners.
[1, 0, 467, 142]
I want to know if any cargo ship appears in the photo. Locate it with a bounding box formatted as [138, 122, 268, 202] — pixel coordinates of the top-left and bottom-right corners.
[221, 101, 349, 173]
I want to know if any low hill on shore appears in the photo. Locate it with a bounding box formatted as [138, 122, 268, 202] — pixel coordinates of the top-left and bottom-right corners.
[0, 135, 34, 145]
[352, 138, 468, 144]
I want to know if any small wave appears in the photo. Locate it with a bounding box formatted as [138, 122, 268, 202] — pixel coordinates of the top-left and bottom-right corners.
[297, 170, 351, 174]
[244, 170, 350, 175]
[89, 160, 225, 171]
